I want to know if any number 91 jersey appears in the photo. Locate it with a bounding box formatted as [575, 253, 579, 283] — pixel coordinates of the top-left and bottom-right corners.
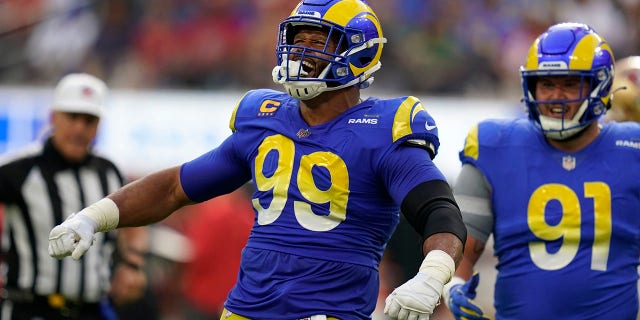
[179, 89, 444, 318]
[460, 118, 640, 319]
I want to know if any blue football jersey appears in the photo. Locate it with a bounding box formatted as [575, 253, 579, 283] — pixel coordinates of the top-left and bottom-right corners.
[180, 89, 445, 319]
[460, 118, 640, 320]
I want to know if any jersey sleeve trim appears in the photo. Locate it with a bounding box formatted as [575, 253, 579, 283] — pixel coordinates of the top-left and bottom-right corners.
[392, 96, 422, 142]
[462, 123, 480, 161]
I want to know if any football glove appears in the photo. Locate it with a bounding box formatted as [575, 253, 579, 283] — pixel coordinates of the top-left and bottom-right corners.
[442, 272, 489, 320]
[48, 213, 97, 260]
[49, 198, 120, 260]
[384, 250, 455, 320]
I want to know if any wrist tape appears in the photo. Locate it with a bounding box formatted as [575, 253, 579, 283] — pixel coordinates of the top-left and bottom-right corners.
[419, 250, 455, 285]
[80, 198, 119, 232]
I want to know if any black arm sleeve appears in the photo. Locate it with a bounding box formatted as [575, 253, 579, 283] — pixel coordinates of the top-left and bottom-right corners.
[400, 179, 467, 245]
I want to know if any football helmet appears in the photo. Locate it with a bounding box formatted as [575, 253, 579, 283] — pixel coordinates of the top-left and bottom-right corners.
[607, 56, 640, 122]
[272, 0, 387, 100]
[520, 22, 615, 140]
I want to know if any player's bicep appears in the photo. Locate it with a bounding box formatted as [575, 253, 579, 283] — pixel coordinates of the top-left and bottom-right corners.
[381, 145, 446, 204]
[180, 135, 251, 202]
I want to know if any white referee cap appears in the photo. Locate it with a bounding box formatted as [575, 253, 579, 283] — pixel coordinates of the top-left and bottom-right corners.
[52, 73, 108, 117]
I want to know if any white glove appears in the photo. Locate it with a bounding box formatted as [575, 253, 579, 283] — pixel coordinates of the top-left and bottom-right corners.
[48, 198, 120, 260]
[48, 213, 98, 260]
[384, 250, 455, 320]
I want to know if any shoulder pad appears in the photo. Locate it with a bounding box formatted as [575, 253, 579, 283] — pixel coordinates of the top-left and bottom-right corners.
[229, 89, 291, 132]
[461, 123, 480, 161]
[389, 96, 440, 155]
[609, 121, 640, 135]
[460, 118, 534, 161]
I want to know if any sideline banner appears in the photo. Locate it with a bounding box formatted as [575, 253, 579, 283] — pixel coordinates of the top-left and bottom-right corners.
[0, 87, 517, 181]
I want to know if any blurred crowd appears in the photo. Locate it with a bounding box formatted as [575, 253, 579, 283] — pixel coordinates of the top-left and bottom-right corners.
[0, 0, 638, 98]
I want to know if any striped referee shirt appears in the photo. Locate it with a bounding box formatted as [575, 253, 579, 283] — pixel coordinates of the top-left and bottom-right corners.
[0, 137, 123, 303]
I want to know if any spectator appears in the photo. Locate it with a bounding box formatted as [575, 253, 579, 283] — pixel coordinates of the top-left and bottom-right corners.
[606, 55, 640, 122]
[25, 0, 99, 81]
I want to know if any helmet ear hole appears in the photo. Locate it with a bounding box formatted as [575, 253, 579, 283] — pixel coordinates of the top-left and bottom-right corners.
[359, 57, 372, 65]
[350, 45, 379, 69]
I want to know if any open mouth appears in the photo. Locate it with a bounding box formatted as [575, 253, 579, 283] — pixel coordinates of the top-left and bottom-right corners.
[299, 59, 315, 77]
[544, 105, 571, 119]
[550, 106, 565, 116]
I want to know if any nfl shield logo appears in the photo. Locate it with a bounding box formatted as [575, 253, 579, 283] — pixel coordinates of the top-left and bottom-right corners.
[562, 155, 576, 171]
[296, 128, 311, 139]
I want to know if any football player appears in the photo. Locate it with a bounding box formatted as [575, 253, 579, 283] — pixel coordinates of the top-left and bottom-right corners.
[439, 23, 640, 319]
[47, 1, 466, 319]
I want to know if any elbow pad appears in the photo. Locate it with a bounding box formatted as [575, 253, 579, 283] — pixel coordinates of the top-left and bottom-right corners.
[401, 180, 467, 244]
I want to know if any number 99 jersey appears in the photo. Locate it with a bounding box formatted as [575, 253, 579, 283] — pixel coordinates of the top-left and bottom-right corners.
[179, 88, 445, 318]
[459, 118, 640, 319]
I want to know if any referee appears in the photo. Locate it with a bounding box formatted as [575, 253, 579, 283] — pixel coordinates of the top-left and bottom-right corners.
[0, 73, 148, 319]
